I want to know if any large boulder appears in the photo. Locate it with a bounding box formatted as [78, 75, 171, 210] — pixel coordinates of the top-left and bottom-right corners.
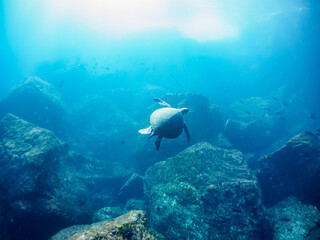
[267, 197, 320, 240]
[144, 142, 271, 240]
[266, 86, 318, 139]
[0, 113, 131, 240]
[0, 76, 67, 137]
[225, 97, 286, 153]
[119, 173, 144, 203]
[92, 206, 124, 222]
[257, 132, 320, 207]
[50, 211, 156, 240]
[135, 93, 225, 173]
[67, 95, 138, 166]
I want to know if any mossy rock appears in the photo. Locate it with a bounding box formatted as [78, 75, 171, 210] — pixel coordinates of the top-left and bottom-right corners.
[145, 142, 272, 239]
[68, 210, 156, 240]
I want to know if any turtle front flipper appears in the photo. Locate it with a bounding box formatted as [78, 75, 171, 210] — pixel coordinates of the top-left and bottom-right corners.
[153, 98, 172, 108]
[183, 123, 190, 143]
[155, 136, 163, 151]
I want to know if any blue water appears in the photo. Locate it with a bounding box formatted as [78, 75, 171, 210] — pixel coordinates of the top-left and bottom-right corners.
[1, 0, 320, 239]
[1, 1, 319, 108]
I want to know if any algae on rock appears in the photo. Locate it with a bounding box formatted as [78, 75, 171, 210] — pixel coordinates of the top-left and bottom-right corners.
[258, 132, 320, 206]
[68, 210, 155, 240]
[144, 142, 271, 240]
[0, 113, 131, 240]
[267, 197, 320, 240]
[0, 76, 67, 137]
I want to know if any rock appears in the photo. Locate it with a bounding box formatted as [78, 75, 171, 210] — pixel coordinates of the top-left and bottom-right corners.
[0, 76, 67, 137]
[267, 197, 320, 240]
[119, 173, 144, 202]
[49, 225, 91, 240]
[245, 152, 260, 170]
[267, 87, 317, 139]
[0, 200, 6, 237]
[257, 132, 320, 207]
[92, 206, 124, 222]
[144, 142, 271, 240]
[67, 95, 138, 166]
[124, 199, 146, 212]
[225, 97, 286, 153]
[0, 113, 131, 240]
[68, 210, 155, 240]
[0, 113, 68, 202]
[228, 97, 279, 122]
[135, 93, 225, 173]
[212, 133, 232, 149]
[225, 119, 273, 152]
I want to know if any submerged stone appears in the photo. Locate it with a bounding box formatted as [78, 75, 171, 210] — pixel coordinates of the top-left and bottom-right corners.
[267, 197, 320, 240]
[124, 199, 146, 212]
[225, 97, 286, 153]
[66, 211, 155, 240]
[144, 142, 271, 240]
[49, 225, 91, 240]
[0, 76, 67, 136]
[0, 113, 131, 240]
[68, 95, 138, 166]
[92, 206, 124, 222]
[257, 132, 320, 207]
[212, 132, 233, 149]
[119, 173, 144, 203]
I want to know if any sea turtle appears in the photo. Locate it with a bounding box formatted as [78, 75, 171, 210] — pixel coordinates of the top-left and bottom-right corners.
[138, 98, 190, 150]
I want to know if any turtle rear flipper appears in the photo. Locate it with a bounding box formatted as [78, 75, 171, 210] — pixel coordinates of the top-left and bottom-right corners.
[138, 126, 152, 134]
[155, 136, 163, 151]
[148, 131, 156, 139]
[153, 98, 172, 108]
[183, 123, 190, 143]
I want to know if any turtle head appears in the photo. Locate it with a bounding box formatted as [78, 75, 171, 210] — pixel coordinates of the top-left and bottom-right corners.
[180, 108, 189, 116]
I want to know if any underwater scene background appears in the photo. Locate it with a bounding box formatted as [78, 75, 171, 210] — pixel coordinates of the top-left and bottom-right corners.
[1, 0, 320, 239]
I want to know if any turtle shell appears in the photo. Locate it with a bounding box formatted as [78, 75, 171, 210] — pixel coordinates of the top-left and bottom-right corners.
[150, 108, 184, 139]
